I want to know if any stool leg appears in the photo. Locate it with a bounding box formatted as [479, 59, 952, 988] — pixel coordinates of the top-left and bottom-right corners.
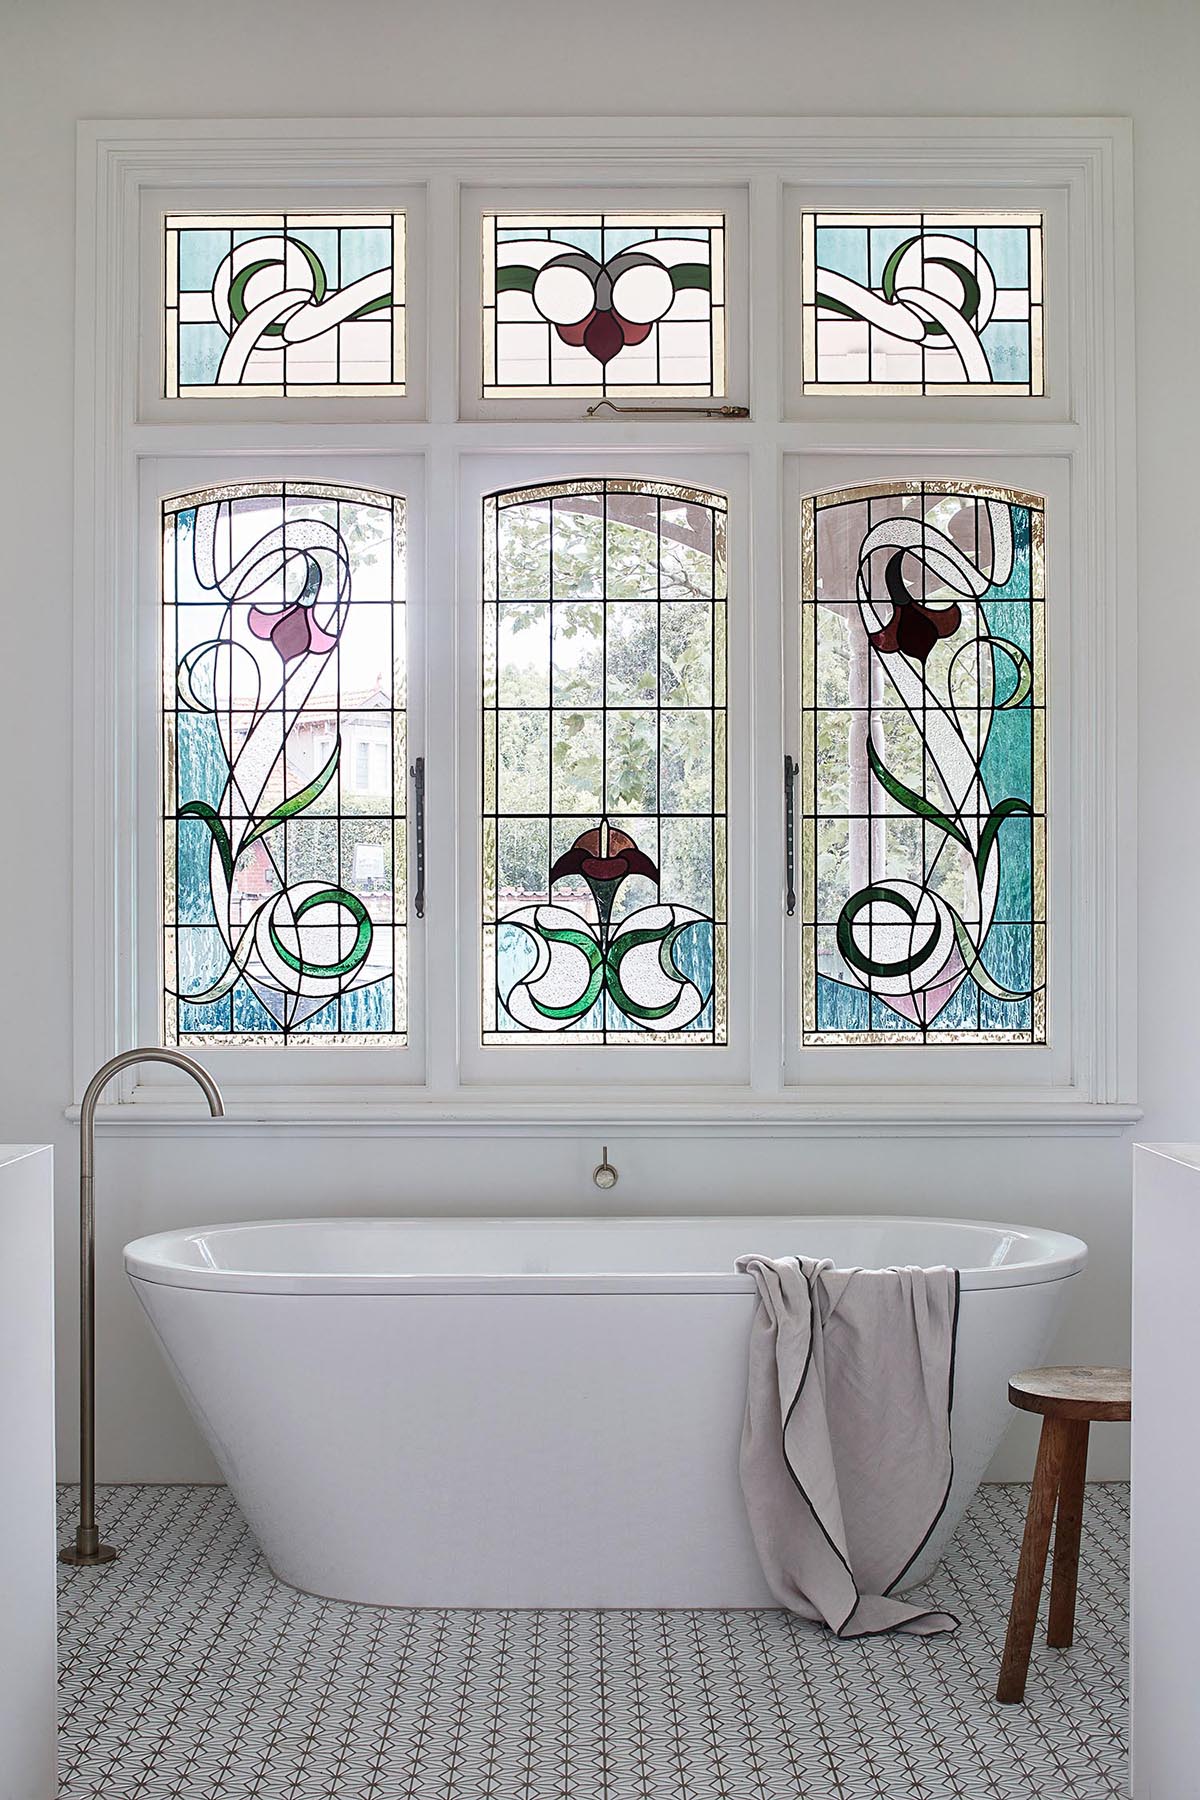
[1047, 1420, 1090, 1648]
[997, 1415, 1068, 1704]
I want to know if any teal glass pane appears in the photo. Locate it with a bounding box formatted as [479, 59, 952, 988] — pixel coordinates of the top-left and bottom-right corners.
[928, 976, 982, 1031]
[295, 999, 339, 1033]
[178, 324, 227, 386]
[981, 709, 1032, 804]
[816, 976, 870, 1033]
[985, 508, 1032, 599]
[177, 714, 226, 809]
[339, 228, 391, 282]
[868, 226, 915, 287]
[815, 226, 868, 284]
[993, 814, 1033, 919]
[176, 817, 216, 924]
[977, 226, 1029, 287]
[983, 601, 1032, 659]
[232, 984, 278, 1033]
[179, 996, 229, 1033]
[981, 321, 1031, 382]
[549, 227, 602, 257]
[178, 230, 230, 290]
[340, 979, 393, 1033]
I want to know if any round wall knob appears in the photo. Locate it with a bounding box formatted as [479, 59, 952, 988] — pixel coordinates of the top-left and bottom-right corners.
[592, 1146, 618, 1191]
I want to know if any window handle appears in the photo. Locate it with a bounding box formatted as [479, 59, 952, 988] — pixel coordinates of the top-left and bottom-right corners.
[410, 756, 426, 920]
[784, 754, 799, 917]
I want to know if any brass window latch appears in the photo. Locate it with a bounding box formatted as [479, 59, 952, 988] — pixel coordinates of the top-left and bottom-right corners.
[586, 401, 749, 419]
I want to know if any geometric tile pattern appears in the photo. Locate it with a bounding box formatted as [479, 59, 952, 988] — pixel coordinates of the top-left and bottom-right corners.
[58, 1482, 1128, 1799]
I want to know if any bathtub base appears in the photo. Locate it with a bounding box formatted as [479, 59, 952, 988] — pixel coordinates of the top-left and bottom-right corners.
[130, 1273, 1072, 1609]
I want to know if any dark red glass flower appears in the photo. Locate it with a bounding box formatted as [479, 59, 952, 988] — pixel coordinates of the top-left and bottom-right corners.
[551, 822, 659, 887]
[555, 307, 653, 367]
[868, 549, 962, 664]
[550, 821, 659, 925]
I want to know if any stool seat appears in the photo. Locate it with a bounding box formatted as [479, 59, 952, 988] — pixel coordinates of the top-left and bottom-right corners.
[1008, 1366, 1131, 1423]
[996, 1363, 1131, 1704]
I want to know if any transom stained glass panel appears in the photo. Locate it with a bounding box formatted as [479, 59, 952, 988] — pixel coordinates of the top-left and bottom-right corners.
[482, 480, 728, 1045]
[802, 213, 1044, 395]
[164, 214, 405, 397]
[163, 483, 406, 1043]
[482, 214, 725, 399]
[802, 482, 1045, 1045]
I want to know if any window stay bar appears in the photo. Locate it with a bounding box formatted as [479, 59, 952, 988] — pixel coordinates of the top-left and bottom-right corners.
[586, 401, 749, 419]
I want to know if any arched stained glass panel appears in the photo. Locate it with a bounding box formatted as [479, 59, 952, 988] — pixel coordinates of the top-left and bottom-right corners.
[482, 479, 728, 1045]
[801, 481, 1046, 1044]
[162, 482, 406, 1043]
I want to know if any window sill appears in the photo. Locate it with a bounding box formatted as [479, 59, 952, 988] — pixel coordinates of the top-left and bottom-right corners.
[67, 1090, 1143, 1138]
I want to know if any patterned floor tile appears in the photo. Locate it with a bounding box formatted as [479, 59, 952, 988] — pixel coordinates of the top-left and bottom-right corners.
[57, 1482, 1128, 1799]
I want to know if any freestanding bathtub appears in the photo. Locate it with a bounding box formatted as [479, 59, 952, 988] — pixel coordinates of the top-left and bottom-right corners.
[124, 1215, 1086, 1608]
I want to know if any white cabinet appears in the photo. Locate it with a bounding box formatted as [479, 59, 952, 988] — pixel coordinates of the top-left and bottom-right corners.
[0, 1145, 56, 1799]
[1132, 1144, 1200, 1799]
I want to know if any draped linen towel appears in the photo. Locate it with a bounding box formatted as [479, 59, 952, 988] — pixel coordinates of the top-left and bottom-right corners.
[735, 1254, 960, 1638]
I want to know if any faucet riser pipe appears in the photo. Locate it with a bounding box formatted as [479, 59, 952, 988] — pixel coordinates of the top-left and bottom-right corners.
[61, 1047, 224, 1567]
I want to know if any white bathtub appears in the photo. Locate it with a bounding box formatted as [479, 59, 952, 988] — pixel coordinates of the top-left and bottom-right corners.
[124, 1215, 1086, 1608]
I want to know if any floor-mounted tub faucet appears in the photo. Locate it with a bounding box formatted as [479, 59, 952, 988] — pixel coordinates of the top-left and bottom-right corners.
[60, 1048, 224, 1566]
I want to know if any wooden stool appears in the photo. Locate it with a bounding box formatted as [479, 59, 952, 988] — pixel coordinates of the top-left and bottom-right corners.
[996, 1366, 1130, 1704]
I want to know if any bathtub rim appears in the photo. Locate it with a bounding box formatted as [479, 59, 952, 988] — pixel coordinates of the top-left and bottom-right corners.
[123, 1213, 1088, 1297]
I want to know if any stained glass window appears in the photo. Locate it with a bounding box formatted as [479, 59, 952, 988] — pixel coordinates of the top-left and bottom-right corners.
[482, 479, 727, 1044]
[482, 214, 725, 399]
[801, 482, 1045, 1044]
[164, 214, 405, 397]
[163, 483, 406, 1043]
[802, 213, 1044, 395]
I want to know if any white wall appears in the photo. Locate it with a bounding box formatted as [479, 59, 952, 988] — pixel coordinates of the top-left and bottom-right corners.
[3, 0, 1195, 1488]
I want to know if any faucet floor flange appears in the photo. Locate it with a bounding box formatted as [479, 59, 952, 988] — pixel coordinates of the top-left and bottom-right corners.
[59, 1540, 118, 1565]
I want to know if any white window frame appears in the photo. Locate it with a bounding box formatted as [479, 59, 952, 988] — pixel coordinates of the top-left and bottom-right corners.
[458, 451, 753, 1091]
[73, 117, 1137, 1134]
[782, 453, 1071, 1102]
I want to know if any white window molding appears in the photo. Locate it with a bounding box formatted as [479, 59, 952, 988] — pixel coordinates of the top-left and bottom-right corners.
[73, 116, 1137, 1131]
